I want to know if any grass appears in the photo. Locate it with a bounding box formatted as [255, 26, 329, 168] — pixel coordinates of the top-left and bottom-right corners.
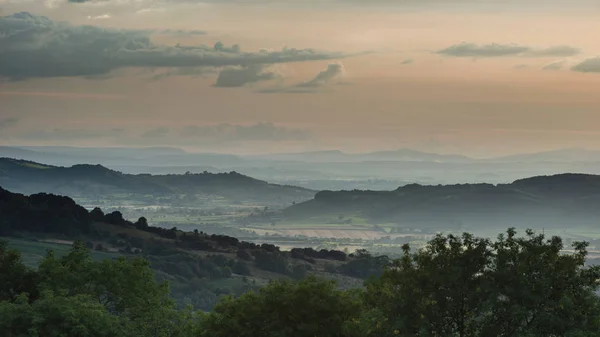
[3, 237, 120, 267]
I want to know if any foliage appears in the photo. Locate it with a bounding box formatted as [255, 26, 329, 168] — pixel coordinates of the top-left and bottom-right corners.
[0, 240, 202, 337]
[363, 228, 600, 337]
[200, 275, 361, 337]
[3, 187, 600, 337]
[0, 186, 91, 236]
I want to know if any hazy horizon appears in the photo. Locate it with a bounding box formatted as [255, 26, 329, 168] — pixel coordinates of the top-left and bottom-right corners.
[5, 143, 600, 159]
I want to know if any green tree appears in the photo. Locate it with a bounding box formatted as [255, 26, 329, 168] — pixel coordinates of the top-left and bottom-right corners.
[364, 229, 600, 337]
[200, 275, 360, 337]
[0, 241, 39, 303]
[36, 241, 182, 335]
[480, 228, 600, 337]
[365, 233, 492, 337]
[0, 291, 133, 337]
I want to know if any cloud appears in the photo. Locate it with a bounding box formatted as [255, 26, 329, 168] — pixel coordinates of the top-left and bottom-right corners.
[148, 67, 216, 81]
[400, 58, 414, 65]
[526, 46, 581, 57]
[0, 117, 18, 130]
[181, 123, 310, 142]
[0, 12, 347, 80]
[542, 59, 566, 71]
[214, 65, 277, 87]
[0, 91, 127, 99]
[18, 128, 125, 141]
[135, 8, 167, 14]
[259, 63, 345, 93]
[571, 57, 600, 73]
[437, 42, 581, 58]
[297, 63, 345, 88]
[140, 127, 169, 138]
[86, 14, 111, 20]
[64, 0, 597, 9]
[159, 29, 205, 36]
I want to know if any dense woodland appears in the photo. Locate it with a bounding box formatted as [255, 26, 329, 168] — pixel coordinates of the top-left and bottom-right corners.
[2, 230, 600, 336]
[2, 186, 600, 336]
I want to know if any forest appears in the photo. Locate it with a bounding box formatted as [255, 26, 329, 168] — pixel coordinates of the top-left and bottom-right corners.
[2, 228, 600, 336]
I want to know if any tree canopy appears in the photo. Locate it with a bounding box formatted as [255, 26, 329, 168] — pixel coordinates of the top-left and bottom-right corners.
[2, 228, 600, 336]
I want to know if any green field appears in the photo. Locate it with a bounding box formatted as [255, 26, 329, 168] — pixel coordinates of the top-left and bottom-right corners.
[3, 237, 120, 267]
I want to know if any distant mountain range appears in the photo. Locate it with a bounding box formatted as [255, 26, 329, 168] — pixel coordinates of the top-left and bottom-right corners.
[3, 145, 600, 196]
[283, 173, 600, 231]
[489, 148, 600, 163]
[0, 158, 313, 207]
[3, 146, 600, 166]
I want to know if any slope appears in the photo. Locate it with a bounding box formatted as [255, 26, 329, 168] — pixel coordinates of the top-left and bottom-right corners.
[0, 158, 315, 207]
[283, 173, 600, 231]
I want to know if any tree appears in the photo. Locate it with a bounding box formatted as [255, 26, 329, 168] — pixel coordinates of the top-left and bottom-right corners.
[90, 207, 105, 222]
[34, 241, 183, 336]
[479, 228, 600, 337]
[0, 292, 133, 337]
[0, 241, 39, 303]
[200, 276, 361, 337]
[363, 229, 600, 337]
[135, 217, 149, 229]
[104, 211, 125, 226]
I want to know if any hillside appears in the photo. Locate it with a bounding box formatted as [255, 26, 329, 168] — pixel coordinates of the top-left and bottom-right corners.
[0, 158, 314, 208]
[0, 186, 375, 311]
[3, 185, 600, 337]
[282, 173, 600, 232]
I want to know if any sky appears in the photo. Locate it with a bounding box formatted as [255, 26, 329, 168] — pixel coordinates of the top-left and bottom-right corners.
[1, 0, 600, 157]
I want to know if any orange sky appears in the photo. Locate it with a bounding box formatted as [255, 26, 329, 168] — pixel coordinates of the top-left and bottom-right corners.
[1, 0, 600, 156]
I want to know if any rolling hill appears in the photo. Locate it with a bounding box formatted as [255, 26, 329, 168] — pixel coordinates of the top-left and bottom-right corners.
[0, 158, 314, 207]
[0, 186, 372, 311]
[282, 173, 600, 231]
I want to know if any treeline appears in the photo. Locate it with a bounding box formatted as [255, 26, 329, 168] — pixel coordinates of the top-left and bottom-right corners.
[1, 187, 391, 310]
[1, 186, 379, 278]
[2, 228, 600, 336]
[0, 187, 91, 236]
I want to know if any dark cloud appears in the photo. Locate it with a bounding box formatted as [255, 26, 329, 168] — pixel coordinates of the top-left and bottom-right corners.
[437, 42, 581, 58]
[0, 117, 18, 130]
[542, 60, 566, 71]
[214, 65, 277, 87]
[0, 12, 346, 80]
[181, 123, 310, 142]
[400, 58, 414, 65]
[571, 57, 600, 73]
